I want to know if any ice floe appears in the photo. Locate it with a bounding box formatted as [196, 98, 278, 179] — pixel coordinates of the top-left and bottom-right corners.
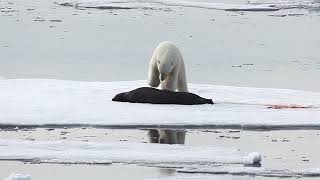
[0, 139, 260, 166]
[0, 79, 319, 130]
[54, 0, 279, 11]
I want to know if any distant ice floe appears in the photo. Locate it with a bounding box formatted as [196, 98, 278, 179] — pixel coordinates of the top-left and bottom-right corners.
[54, 0, 320, 11]
[146, 167, 320, 179]
[54, 0, 279, 11]
[145, 174, 245, 180]
[249, 0, 320, 10]
[3, 174, 31, 180]
[178, 167, 320, 178]
[0, 79, 320, 130]
[0, 139, 260, 166]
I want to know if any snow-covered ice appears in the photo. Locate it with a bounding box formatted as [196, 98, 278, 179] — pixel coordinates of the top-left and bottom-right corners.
[0, 79, 319, 130]
[3, 174, 31, 180]
[0, 139, 260, 166]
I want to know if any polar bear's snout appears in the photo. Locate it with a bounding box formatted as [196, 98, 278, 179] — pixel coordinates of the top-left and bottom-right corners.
[160, 73, 167, 81]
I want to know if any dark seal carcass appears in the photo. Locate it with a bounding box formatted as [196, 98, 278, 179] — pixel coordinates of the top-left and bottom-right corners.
[112, 87, 213, 105]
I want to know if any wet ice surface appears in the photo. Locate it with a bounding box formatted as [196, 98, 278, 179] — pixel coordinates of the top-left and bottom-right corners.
[0, 79, 319, 130]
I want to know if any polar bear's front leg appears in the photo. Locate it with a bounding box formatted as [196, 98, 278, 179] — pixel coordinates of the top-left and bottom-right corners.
[177, 61, 189, 92]
[177, 76, 188, 92]
[148, 58, 160, 87]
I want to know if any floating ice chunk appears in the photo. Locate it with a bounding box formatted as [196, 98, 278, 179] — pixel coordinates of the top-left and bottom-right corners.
[0, 139, 260, 166]
[3, 174, 31, 180]
[242, 152, 261, 165]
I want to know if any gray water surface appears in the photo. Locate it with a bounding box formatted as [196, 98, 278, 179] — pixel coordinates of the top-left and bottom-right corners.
[1, 0, 320, 91]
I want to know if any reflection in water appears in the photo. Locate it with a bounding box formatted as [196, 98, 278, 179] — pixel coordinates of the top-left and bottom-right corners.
[148, 129, 186, 144]
[158, 168, 176, 176]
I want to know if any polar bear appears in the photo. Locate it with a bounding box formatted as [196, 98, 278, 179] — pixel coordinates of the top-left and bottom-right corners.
[147, 41, 188, 144]
[148, 41, 188, 92]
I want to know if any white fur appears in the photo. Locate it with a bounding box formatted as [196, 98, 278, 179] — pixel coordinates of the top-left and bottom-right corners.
[148, 41, 188, 92]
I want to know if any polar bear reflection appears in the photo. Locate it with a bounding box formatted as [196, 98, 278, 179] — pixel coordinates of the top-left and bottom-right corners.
[148, 129, 186, 144]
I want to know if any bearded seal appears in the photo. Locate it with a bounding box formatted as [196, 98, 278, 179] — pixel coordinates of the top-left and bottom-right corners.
[112, 87, 213, 105]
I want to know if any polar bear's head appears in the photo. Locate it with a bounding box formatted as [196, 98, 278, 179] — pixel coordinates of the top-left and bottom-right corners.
[156, 48, 179, 81]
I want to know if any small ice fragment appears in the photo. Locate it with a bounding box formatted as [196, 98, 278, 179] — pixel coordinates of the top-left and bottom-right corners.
[3, 174, 31, 180]
[243, 152, 261, 165]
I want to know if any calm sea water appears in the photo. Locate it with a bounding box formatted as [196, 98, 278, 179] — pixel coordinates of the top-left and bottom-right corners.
[1, 0, 320, 91]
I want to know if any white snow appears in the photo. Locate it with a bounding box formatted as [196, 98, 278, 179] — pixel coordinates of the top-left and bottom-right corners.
[178, 167, 320, 178]
[55, 0, 279, 11]
[0, 79, 320, 130]
[3, 174, 31, 180]
[0, 139, 260, 166]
